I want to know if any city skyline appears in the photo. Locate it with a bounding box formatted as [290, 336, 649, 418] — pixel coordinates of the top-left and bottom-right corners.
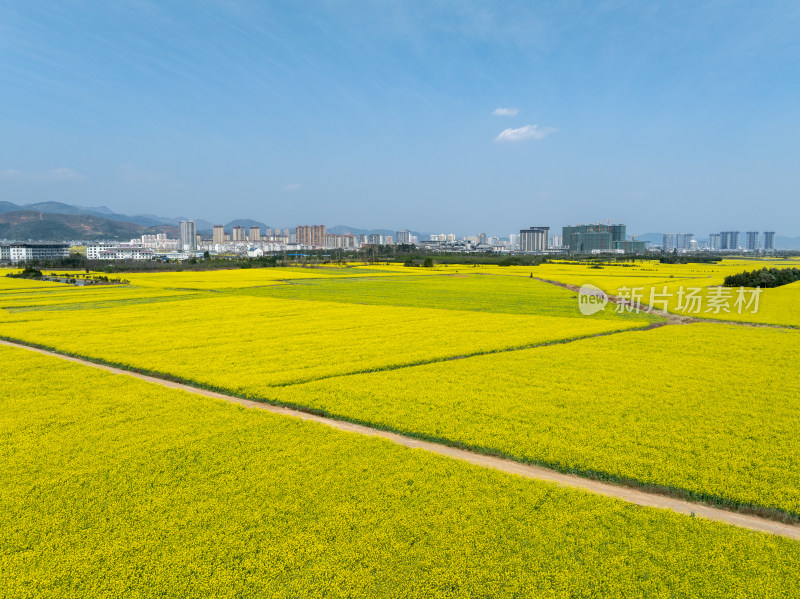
[169, 219, 783, 251]
[1, 2, 799, 234]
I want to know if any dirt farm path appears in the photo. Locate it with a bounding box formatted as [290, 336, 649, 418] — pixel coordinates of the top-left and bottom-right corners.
[4, 338, 799, 541]
[532, 276, 794, 329]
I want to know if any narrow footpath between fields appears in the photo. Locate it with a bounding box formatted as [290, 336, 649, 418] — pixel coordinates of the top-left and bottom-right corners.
[4, 338, 799, 542]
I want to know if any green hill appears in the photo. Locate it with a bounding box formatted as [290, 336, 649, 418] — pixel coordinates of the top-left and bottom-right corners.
[0, 211, 175, 241]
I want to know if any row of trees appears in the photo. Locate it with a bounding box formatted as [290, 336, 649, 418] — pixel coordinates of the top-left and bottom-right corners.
[5, 266, 128, 284]
[6, 266, 44, 278]
[723, 267, 800, 288]
[10, 247, 800, 273]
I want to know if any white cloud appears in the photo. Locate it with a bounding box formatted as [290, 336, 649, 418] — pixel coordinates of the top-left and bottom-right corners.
[494, 124, 557, 143]
[0, 168, 86, 181]
[282, 183, 300, 191]
[46, 168, 86, 181]
[492, 107, 519, 117]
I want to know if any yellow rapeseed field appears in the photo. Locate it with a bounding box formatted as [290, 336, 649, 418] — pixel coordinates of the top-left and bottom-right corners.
[3, 344, 799, 598]
[0, 275, 647, 389]
[531, 258, 800, 327]
[121, 265, 426, 289]
[270, 323, 800, 515]
[1, 263, 797, 520]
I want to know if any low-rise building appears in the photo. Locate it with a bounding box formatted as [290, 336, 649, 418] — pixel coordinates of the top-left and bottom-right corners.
[87, 243, 154, 261]
[1, 242, 70, 263]
[136, 234, 179, 251]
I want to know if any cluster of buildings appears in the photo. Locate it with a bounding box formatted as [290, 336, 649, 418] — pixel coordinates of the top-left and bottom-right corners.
[655, 231, 775, 253]
[207, 223, 412, 252]
[420, 233, 515, 252]
[206, 223, 418, 252]
[0, 220, 782, 263]
[661, 233, 696, 252]
[164, 221, 778, 257]
[213, 225, 292, 247]
[511, 225, 779, 255]
[79, 223, 419, 261]
[561, 224, 646, 254]
[707, 231, 775, 252]
[514, 224, 646, 255]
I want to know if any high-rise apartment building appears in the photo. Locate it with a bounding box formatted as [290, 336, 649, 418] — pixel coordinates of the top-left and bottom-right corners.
[249, 226, 261, 242]
[720, 231, 740, 250]
[562, 223, 626, 253]
[296, 225, 327, 247]
[519, 227, 550, 252]
[663, 233, 693, 251]
[212, 225, 225, 245]
[325, 233, 357, 249]
[296, 226, 308, 245]
[396, 230, 412, 245]
[677, 233, 693, 251]
[763, 231, 776, 251]
[232, 226, 247, 242]
[745, 231, 760, 251]
[709, 233, 721, 250]
[675, 233, 693, 251]
[179, 220, 196, 251]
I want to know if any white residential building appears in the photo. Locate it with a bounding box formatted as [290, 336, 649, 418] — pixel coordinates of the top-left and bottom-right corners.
[2, 243, 69, 263]
[87, 243, 153, 261]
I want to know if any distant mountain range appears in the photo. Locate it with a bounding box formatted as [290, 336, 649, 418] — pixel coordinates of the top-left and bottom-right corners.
[0, 201, 215, 232]
[223, 219, 272, 233]
[0, 210, 177, 241]
[634, 232, 800, 250]
[0, 200, 425, 241]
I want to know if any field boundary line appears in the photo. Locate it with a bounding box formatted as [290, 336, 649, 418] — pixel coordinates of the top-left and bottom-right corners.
[0, 322, 657, 390]
[532, 276, 799, 329]
[3, 337, 800, 541]
[267, 322, 659, 387]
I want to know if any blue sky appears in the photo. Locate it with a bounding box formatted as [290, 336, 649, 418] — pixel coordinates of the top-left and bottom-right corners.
[1, 1, 798, 236]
